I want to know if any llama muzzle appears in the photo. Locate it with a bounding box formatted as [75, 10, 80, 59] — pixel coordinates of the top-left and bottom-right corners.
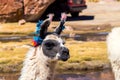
[59, 47, 70, 61]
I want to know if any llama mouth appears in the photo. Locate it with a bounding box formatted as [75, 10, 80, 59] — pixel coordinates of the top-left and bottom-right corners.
[60, 57, 69, 61]
[59, 55, 70, 61]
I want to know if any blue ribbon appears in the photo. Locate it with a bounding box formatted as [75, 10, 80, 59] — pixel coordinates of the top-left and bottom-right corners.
[33, 20, 43, 46]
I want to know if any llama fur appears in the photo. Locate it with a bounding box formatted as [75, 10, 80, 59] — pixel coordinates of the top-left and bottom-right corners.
[19, 46, 57, 80]
[107, 27, 120, 80]
[19, 35, 66, 80]
[19, 19, 69, 80]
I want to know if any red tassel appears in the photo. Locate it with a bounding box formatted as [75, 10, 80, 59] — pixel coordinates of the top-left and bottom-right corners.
[32, 40, 38, 47]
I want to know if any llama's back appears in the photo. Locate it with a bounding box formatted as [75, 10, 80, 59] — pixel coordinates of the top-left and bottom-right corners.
[107, 27, 120, 80]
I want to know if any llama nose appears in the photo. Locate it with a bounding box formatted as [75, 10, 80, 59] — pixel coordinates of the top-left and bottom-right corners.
[60, 47, 70, 61]
[62, 47, 69, 55]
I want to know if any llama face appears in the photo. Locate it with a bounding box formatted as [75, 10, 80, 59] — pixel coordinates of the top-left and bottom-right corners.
[42, 34, 70, 61]
[38, 19, 70, 61]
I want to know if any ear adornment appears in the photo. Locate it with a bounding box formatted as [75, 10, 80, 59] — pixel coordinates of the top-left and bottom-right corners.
[55, 20, 65, 35]
[32, 19, 50, 47]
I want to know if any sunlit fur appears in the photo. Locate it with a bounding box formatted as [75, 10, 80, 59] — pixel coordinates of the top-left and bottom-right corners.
[107, 27, 120, 80]
[19, 34, 67, 80]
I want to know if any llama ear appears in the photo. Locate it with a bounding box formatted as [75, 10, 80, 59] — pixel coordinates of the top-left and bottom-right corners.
[39, 19, 50, 39]
[55, 20, 65, 35]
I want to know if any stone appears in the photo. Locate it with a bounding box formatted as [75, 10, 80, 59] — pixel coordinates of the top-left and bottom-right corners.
[0, 0, 24, 22]
[24, 0, 55, 21]
[0, 0, 55, 22]
[18, 19, 26, 25]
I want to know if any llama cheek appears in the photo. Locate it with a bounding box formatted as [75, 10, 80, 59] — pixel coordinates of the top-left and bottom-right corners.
[42, 49, 57, 58]
[42, 47, 60, 59]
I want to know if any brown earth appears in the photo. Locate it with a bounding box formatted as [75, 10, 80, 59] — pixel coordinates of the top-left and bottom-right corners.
[0, 0, 54, 22]
[0, 2, 120, 37]
[0, 0, 23, 22]
[48, 2, 120, 41]
[57, 2, 120, 32]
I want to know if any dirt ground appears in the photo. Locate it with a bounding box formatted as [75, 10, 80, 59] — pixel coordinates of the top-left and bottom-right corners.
[62, 2, 120, 31]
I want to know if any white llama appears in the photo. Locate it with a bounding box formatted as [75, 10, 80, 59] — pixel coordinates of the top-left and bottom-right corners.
[19, 19, 70, 80]
[107, 27, 120, 80]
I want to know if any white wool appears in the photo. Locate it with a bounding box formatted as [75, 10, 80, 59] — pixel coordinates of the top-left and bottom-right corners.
[19, 46, 56, 80]
[107, 27, 120, 80]
[107, 27, 120, 60]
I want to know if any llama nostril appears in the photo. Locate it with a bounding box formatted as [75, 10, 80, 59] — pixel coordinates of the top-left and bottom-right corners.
[62, 50, 69, 56]
[60, 47, 70, 61]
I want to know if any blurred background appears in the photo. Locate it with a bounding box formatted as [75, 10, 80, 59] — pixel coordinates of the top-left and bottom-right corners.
[0, 0, 120, 80]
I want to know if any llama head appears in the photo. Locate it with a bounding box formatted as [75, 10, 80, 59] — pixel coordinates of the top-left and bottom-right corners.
[39, 19, 70, 61]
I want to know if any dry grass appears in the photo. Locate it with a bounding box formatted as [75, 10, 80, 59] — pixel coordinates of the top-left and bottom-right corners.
[0, 39, 110, 73]
[0, 22, 111, 36]
[57, 40, 110, 73]
[0, 22, 110, 73]
[0, 23, 36, 36]
[67, 40, 107, 62]
[0, 40, 30, 72]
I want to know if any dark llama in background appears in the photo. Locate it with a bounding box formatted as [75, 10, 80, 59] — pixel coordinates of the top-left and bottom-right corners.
[19, 19, 70, 80]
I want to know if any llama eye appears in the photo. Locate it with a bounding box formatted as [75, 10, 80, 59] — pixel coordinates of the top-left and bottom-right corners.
[44, 42, 56, 50]
[45, 42, 56, 47]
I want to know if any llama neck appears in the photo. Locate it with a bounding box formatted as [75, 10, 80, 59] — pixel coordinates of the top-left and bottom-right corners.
[19, 47, 57, 80]
[45, 61, 57, 80]
[36, 47, 57, 80]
